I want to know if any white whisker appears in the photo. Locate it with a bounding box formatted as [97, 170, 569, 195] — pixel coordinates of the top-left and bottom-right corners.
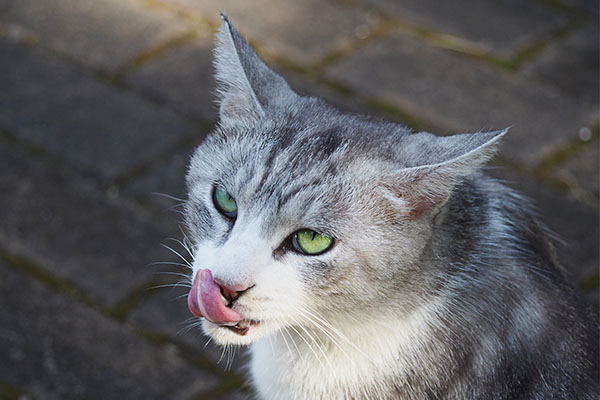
[147, 261, 193, 269]
[160, 243, 192, 267]
[151, 192, 187, 202]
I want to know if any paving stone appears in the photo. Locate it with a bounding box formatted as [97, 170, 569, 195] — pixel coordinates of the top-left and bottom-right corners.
[0, 138, 183, 306]
[0, 0, 188, 73]
[0, 37, 196, 181]
[125, 34, 392, 133]
[216, 390, 252, 400]
[127, 284, 250, 375]
[522, 23, 599, 104]
[126, 38, 218, 121]
[324, 32, 597, 167]
[561, 0, 600, 15]
[360, 0, 567, 57]
[159, 0, 379, 65]
[552, 138, 600, 204]
[124, 143, 200, 210]
[490, 168, 599, 306]
[0, 259, 217, 399]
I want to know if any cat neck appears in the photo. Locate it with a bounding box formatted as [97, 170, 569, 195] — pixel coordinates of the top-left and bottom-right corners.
[249, 300, 442, 399]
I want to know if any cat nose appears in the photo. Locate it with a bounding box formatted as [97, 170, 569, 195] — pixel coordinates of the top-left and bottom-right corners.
[215, 280, 253, 306]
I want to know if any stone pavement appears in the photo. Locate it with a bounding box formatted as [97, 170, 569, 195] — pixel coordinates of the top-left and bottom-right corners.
[0, 0, 598, 398]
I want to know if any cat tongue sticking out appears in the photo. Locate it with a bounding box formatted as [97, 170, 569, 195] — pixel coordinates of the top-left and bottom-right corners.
[187, 269, 242, 326]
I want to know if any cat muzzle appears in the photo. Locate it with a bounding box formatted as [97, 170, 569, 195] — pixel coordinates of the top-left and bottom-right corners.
[188, 269, 258, 335]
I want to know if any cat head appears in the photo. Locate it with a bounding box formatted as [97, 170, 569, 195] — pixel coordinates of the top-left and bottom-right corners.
[184, 16, 506, 345]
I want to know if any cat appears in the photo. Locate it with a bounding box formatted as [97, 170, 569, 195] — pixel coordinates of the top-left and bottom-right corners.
[182, 15, 599, 399]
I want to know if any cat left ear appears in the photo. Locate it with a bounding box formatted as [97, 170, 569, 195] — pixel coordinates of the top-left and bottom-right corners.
[213, 15, 299, 125]
[384, 129, 507, 218]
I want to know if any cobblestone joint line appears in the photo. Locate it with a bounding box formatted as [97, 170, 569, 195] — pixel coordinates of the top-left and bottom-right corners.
[139, 0, 218, 31]
[507, 17, 588, 71]
[494, 125, 599, 211]
[135, 328, 247, 388]
[113, 29, 201, 79]
[0, 381, 25, 400]
[531, 0, 585, 15]
[1, 27, 215, 194]
[0, 249, 105, 314]
[0, 246, 246, 389]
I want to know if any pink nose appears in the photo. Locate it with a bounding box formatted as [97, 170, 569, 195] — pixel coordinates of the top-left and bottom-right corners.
[187, 269, 244, 325]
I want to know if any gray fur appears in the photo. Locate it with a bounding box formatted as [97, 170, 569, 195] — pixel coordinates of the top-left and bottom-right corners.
[183, 16, 599, 399]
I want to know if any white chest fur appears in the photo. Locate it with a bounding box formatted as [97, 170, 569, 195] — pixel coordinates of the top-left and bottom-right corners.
[249, 308, 434, 400]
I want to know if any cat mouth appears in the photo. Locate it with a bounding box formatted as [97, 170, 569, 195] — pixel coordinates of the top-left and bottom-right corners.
[222, 319, 260, 336]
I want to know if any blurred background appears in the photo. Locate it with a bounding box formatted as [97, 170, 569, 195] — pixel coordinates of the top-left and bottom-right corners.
[0, 0, 598, 398]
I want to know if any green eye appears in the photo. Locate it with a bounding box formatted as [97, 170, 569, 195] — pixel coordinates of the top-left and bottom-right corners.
[213, 187, 237, 218]
[292, 229, 334, 255]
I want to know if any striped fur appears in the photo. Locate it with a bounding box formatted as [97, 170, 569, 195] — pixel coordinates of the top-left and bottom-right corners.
[182, 16, 599, 399]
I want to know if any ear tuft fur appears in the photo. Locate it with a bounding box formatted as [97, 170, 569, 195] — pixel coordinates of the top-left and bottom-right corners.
[213, 16, 264, 124]
[386, 129, 507, 217]
[213, 16, 298, 125]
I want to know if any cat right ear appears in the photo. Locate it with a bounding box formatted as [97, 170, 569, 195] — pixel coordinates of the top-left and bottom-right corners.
[213, 15, 299, 125]
[381, 129, 507, 218]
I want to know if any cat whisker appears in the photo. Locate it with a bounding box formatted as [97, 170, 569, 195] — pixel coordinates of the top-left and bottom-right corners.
[172, 292, 192, 301]
[151, 192, 187, 203]
[277, 325, 295, 362]
[167, 208, 186, 217]
[285, 321, 327, 372]
[154, 271, 192, 279]
[151, 281, 192, 290]
[228, 345, 237, 371]
[265, 320, 276, 357]
[167, 202, 186, 210]
[177, 319, 203, 336]
[160, 243, 193, 268]
[275, 318, 304, 363]
[300, 308, 366, 357]
[179, 229, 197, 262]
[297, 310, 360, 368]
[287, 314, 338, 381]
[283, 326, 305, 362]
[218, 344, 228, 364]
[147, 261, 193, 269]
[165, 238, 196, 263]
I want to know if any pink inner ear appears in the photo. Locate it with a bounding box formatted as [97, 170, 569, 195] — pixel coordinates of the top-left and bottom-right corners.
[410, 200, 433, 218]
[408, 190, 450, 218]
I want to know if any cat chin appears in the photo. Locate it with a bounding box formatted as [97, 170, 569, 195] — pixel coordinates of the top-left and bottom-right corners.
[202, 319, 272, 346]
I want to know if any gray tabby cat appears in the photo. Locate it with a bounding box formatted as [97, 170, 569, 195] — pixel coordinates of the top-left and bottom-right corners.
[183, 15, 599, 399]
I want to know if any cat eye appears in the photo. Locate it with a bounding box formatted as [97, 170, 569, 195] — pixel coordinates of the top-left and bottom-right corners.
[213, 187, 238, 218]
[292, 229, 333, 256]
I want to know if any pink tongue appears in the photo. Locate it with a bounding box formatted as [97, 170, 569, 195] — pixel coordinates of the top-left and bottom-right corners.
[188, 269, 243, 325]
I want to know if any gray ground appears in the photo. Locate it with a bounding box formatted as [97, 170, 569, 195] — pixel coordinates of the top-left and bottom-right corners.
[0, 0, 598, 398]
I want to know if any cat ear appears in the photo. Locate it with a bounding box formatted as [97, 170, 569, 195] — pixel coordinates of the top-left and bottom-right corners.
[213, 15, 299, 125]
[384, 129, 507, 217]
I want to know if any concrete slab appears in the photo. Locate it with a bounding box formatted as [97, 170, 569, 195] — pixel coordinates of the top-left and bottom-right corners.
[125, 37, 218, 121]
[522, 23, 599, 104]
[0, 260, 217, 399]
[361, 0, 567, 57]
[324, 32, 597, 166]
[158, 0, 379, 65]
[0, 139, 183, 306]
[0, 0, 188, 72]
[0, 38, 195, 181]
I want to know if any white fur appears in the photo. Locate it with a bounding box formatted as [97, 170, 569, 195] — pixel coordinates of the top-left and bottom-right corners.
[250, 299, 440, 399]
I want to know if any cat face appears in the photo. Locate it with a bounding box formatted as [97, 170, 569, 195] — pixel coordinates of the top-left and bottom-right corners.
[183, 16, 505, 346]
[185, 128, 418, 345]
